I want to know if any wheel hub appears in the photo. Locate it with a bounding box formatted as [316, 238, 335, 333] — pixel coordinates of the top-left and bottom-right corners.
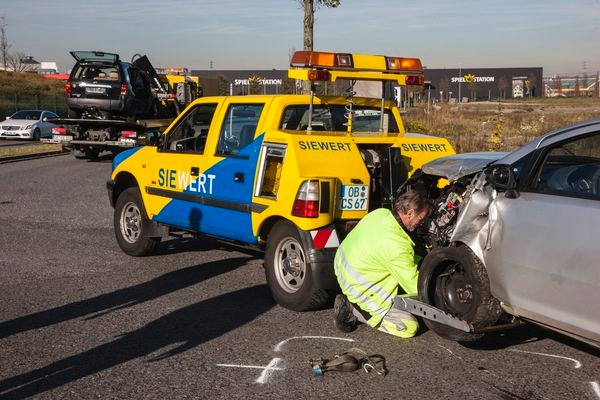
[455, 285, 473, 304]
[282, 254, 301, 277]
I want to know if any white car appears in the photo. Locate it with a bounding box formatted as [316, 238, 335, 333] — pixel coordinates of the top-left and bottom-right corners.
[0, 110, 60, 140]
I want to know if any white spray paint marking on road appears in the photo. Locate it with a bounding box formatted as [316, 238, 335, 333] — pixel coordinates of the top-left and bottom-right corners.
[273, 335, 354, 352]
[590, 381, 600, 399]
[507, 349, 582, 369]
[217, 336, 354, 385]
[255, 358, 282, 384]
[216, 357, 283, 385]
[438, 344, 463, 360]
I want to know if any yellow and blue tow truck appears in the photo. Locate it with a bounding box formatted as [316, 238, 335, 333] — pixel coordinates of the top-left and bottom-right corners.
[107, 50, 455, 311]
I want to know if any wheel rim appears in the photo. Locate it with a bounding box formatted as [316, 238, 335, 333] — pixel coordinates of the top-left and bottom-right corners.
[273, 236, 307, 293]
[120, 200, 142, 244]
[434, 261, 478, 317]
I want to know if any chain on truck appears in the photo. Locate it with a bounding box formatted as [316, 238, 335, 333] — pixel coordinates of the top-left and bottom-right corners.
[106, 50, 456, 311]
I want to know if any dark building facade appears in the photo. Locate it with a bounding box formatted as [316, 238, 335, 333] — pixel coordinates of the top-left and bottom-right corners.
[192, 70, 291, 96]
[423, 67, 543, 101]
[193, 67, 544, 100]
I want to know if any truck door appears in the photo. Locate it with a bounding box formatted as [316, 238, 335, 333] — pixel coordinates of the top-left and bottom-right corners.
[198, 99, 268, 243]
[144, 101, 221, 230]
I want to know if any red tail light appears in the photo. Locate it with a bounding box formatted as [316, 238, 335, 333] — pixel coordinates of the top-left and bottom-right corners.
[52, 127, 67, 135]
[120, 130, 137, 138]
[292, 180, 319, 218]
[65, 81, 71, 97]
[120, 84, 127, 95]
[406, 75, 424, 85]
[307, 70, 331, 81]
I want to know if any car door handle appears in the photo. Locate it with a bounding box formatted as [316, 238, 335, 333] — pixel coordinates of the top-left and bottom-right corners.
[234, 172, 244, 183]
[190, 167, 199, 176]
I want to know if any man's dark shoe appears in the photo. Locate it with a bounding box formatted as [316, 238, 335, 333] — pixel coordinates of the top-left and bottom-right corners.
[334, 294, 358, 332]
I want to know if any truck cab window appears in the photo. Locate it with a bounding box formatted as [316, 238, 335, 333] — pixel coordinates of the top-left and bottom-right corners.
[165, 103, 217, 154]
[216, 104, 264, 157]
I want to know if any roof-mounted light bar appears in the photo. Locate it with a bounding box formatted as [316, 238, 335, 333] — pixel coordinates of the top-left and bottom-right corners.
[290, 51, 353, 69]
[385, 56, 423, 73]
[288, 50, 424, 85]
[290, 51, 423, 74]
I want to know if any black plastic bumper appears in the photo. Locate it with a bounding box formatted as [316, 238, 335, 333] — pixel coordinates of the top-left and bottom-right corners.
[106, 179, 116, 208]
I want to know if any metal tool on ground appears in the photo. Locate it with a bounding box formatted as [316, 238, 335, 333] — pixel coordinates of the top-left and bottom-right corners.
[310, 347, 387, 377]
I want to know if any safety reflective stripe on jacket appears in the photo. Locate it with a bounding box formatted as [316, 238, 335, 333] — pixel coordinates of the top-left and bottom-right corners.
[334, 208, 419, 328]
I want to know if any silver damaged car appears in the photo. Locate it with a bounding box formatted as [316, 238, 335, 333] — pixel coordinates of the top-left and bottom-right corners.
[395, 118, 600, 348]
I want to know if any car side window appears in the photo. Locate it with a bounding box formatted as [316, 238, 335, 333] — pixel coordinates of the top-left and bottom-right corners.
[216, 104, 264, 157]
[164, 103, 218, 154]
[532, 133, 600, 199]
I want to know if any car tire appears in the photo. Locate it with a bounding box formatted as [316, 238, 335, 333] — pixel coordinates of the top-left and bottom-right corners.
[114, 187, 160, 257]
[32, 128, 41, 141]
[418, 245, 502, 342]
[84, 148, 99, 160]
[264, 220, 330, 311]
[71, 147, 87, 159]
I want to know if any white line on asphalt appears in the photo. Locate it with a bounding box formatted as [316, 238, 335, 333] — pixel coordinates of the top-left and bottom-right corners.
[507, 349, 582, 369]
[590, 381, 600, 399]
[273, 335, 355, 352]
[255, 358, 282, 384]
[437, 344, 463, 360]
[215, 363, 284, 370]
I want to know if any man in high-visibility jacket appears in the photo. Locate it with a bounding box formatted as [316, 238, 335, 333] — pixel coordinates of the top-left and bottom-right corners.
[333, 188, 432, 338]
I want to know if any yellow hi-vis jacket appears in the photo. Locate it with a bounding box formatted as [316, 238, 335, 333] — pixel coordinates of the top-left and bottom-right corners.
[334, 208, 419, 328]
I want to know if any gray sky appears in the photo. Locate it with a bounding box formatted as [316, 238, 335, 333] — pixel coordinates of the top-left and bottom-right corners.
[2, 0, 599, 75]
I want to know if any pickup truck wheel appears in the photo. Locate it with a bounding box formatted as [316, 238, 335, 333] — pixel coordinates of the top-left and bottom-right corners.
[265, 221, 329, 311]
[114, 187, 160, 256]
[418, 246, 501, 342]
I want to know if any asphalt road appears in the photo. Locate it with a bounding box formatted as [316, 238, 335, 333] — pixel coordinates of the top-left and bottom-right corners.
[0, 154, 598, 400]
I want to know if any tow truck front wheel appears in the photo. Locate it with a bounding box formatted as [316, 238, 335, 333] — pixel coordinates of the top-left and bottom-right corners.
[265, 221, 329, 311]
[114, 187, 160, 256]
[418, 246, 502, 342]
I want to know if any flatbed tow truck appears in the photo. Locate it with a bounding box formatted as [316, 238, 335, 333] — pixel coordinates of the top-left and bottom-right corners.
[42, 117, 170, 159]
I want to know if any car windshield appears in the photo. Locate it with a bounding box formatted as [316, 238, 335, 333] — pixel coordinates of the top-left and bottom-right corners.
[11, 111, 41, 120]
[279, 105, 399, 136]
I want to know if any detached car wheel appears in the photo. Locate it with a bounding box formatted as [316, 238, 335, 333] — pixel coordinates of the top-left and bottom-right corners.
[114, 187, 160, 256]
[264, 220, 330, 311]
[418, 246, 501, 342]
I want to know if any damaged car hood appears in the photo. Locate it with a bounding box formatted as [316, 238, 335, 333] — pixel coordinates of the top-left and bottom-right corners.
[421, 152, 509, 181]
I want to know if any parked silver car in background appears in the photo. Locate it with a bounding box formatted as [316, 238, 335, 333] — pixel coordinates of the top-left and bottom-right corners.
[397, 118, 600, 348]
[0, 110, 60, 140]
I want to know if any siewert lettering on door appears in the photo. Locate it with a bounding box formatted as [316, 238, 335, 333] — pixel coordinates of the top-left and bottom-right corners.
[158, 168, 216, 194]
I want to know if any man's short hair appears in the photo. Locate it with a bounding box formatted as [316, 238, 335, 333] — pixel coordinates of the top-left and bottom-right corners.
[394, 186, 433, 215]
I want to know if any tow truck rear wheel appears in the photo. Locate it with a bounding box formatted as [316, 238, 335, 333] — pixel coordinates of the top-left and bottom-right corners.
[114, 187, 160, 256]
[418, 246, 502, 342]
[265, 220, 329, 311]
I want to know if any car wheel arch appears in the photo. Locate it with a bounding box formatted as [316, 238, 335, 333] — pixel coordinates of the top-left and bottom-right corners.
[113, 171, 140, 207]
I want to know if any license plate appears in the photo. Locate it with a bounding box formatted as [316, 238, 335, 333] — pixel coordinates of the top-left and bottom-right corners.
[86, 87, 106, 94]
[339, 185, 368, 211]
[52, 134, 73, 141]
